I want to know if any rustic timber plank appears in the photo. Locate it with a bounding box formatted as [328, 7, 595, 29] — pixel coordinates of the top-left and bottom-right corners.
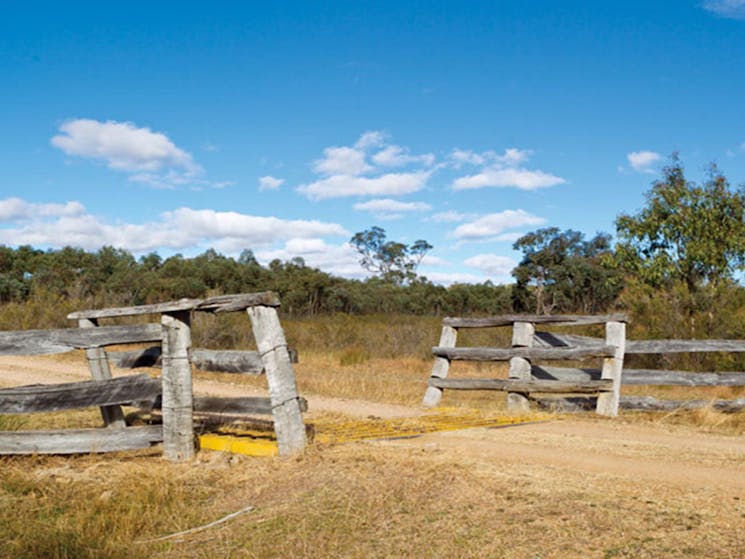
[625, 339, 745, 354]
[247, 305, 307, 455]
[422, 325, 458, 407]
[432, 345, 617, 361]
[196, 292, 280, 312]
[429, 377, 612, 393]
[109, 347, 299, 373]
[620, 396, 745, 413]
[67, 292, 281, 320]
[0, 374, 161, 414]
[161, 311, 195, 462]
[0, 323, 163, 355]
[79, 317, 126, 428]
[442, 314, 628, 328]
[192, 396, 308, 415]
[533, 366, 745, 386]
[0, 425, 163, 455]
[596, 321, 626, 416]
[507, 321, 534, 412]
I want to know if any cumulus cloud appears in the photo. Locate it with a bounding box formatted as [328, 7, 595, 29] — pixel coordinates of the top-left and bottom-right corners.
[372, 145, 435, 168]
[450, 148, 565, 191]
[353, 198, 431, 220]
[258, 175, 284, 191]
[298, 171, 431, 200]
[703, 0, 745, 19]
[451, 210, 545, 242]
[626, 150, 662, 174]
[256, 240, 365, 278]
[464, 254, 517, 277]
[429, 210, 473, 223]
[0, 197, 348, 253]
[50, 118, 219, 189]
[0, 198, 86, 221]
[298, 131, 436, 199]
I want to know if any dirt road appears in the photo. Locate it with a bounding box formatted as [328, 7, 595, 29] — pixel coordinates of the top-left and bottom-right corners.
[2, 354, 744, 496]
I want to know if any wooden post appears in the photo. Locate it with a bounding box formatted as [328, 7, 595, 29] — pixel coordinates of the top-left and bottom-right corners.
[507, 321, 534, 413]
[422, 325, 458, 407]
[161, 311, 195, 462]
[596, 321, 626, 416]
[246, 306, 307, 455]
[78, 318, 126, 428]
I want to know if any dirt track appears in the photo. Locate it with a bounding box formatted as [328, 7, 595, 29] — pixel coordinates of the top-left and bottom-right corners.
[2, 354, 744, 496]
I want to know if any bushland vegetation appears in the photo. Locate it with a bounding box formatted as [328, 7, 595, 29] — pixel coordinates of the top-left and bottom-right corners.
[0, 156, 743, 365]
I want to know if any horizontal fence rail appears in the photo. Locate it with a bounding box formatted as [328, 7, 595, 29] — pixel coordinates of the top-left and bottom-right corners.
[0, 324, 163, 355]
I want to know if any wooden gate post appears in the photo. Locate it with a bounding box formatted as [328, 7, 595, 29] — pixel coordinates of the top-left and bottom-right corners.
[507, 321, 534, 413]
[246, 305, 306, 455]
[78, 318, 126, 428]
[161, 311, 195, 462]
[596, 321, 626, 416]
[423, 325, 458, 407]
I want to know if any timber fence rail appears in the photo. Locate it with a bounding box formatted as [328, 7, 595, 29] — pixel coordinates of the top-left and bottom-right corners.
[423, 313, 745, 414]
[0, 292, 307, 461]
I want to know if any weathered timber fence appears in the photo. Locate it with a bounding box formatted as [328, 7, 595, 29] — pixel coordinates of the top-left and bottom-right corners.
[0, 323, 165, 454]
[0, 292, 307, 461]
[423, 314, 628, 416]
[423, 314, 745, 414]
[531, 335, 745, 412]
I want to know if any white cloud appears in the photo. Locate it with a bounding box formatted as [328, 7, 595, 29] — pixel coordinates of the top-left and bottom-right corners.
[0, 198, 86, 221]
[451, 210, 545, 242]
[0, 198, 348, 253]
[429, 210, 473, 223]
[52, 119, 197, 173]
[453, 167, 566, 191]
[258, 175, 284, 191]
[450, 148, 565, 191]
[627, 150, 662, 174]
[353, 198, 431, 220]
[464, 254, 517, 277]
[313, 146, 371, 176]
[256, 240, 366, 278]
[372, 145, 435, 168]
[50, 118, 219, 189]
[298, 171, 431, 200]
[703, 0, 745, 19]
[298, 131, 436, 200]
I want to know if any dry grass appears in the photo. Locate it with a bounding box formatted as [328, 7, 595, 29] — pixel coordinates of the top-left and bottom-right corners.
[1, 442, 743, 559]
[1, 314, 745, 558]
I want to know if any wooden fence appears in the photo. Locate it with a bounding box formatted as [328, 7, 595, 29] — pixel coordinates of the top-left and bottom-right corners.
[0, 292, 307, 461]
[423, 314, 745, 414]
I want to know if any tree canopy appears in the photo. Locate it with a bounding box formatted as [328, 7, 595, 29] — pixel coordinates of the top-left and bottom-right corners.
[350, 226, 432, 285]
[615, 156, 745, 291]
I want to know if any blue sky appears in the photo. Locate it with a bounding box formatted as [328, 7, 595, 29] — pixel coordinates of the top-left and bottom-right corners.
[2, 0, 745, 284]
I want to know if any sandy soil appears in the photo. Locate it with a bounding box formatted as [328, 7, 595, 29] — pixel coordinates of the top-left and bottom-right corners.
[2, 354, 744, 497]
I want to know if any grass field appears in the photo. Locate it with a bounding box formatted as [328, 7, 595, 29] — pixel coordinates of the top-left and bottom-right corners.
[1, 330, 744, 558]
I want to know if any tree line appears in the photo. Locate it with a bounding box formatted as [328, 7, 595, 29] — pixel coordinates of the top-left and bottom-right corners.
[1, 156, 744, 334]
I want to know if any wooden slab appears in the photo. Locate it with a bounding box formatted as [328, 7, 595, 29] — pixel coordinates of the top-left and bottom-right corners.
[442, 314, 628, 328]
[0, 374, 161, 414]
[67, 292, 281, 320]
[0, 425, 163, 454]
[0, 324, 162, 355]
[432, 345, 617, 362]
[429, 377, 612, 393]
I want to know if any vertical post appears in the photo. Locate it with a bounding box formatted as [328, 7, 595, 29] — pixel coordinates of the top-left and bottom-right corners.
[507, 321, 534, 413]
[246, 305, 307, 455]
[422, 325, 458, 407]
[161, 311, 195, 462]
[596, 321, 626, 416]
[78, 318, 126, 428]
